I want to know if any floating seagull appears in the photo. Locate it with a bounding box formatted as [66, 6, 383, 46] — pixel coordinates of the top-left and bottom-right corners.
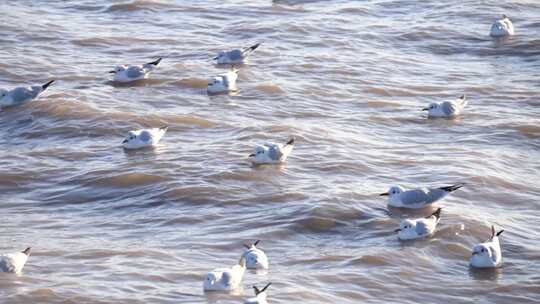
[248, 137, 295, 165]
[122, 126, 167, 149]
[395, 208, 442, 240]
[0, 80, 54, 109]
[207, 68, 238, 94]
[490, 15, 514, 37]
[470, 225, 504, 268]
[203, 256, 246, 291]
[0, 247, 31, 274]
[109, 58, 162, 82]
[422, 95, 468, 118]
[380, 184, 464, 209]
[244, 283, 272, 304]
[243, 240, 269, 270]
[214, 43, 261, 64]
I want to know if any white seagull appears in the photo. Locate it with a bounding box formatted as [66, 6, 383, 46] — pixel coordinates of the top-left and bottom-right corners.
[244, 283, 272, 304]
[0, 247, 31, 274]
[422, 95, 468, 118]
[0, 80, 54, 109]
[490, 15, 514, 37]
[203, 256, 246, 292]
[470, 225, 504, 268]
[248, 137, 295, 165]
[122, 126, 167, 149]
[395, 208, 442, 240]
[214, 43, 261, 65]
[242, 240, 269, 270]
[207, 68, 238, 94]
[109, 58, 162, 82]
[380, 183, 464, 209]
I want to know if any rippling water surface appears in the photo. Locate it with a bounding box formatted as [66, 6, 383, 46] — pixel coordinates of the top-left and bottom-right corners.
[1, 0, 539, 303]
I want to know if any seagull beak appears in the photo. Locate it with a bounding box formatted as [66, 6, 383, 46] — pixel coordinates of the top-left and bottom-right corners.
[122, 139, 128, 144]
[379, 192, 389, 196]
[394, 228, 401, 232]
[248, 153, 255, 157]
[422, 108, 429, 111]
[109, 71, 116, 74]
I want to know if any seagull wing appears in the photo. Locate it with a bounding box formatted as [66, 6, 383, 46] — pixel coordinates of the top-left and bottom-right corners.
[415, 221, 429, 236]
[441, 101, 458, 116]
[126, 66, 144, 78]
[138, 130, 152, 143]
[399, 189, 430, 206]
[226, 49, 244, 61]
[265, 143, 283, 161]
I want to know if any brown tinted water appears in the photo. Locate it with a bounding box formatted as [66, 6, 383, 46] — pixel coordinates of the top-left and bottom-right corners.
[0, 0, 539, 303]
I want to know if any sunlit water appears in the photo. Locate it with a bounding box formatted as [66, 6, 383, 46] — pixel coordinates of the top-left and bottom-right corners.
[1, 0, 539, 303]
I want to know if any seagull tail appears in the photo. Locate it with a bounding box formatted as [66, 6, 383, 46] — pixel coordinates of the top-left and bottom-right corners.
[429, 208, 442, 220]
[243, 43, 261, 56]
[260, 282, 272, 294]
[22, 247, 31, 255]
[42, 80, 55, 91]
[439, 183, 464, 192]
[496, 229, 504, 237]
[159, 125, 168, 131]
[248, 43, 261, 52]
[285, 136, 295, 146]
[147, 58, 162, 66]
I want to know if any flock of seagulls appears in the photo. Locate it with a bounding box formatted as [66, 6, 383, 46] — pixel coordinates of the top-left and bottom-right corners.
[0, 14, 515, 302]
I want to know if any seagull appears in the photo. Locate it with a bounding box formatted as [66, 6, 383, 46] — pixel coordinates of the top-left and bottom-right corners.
[214, 43, 261, 65]
[0, 247, 31, 274]
[395, 208, 442, 240]
[248, 137, 295, 165]
[207, 68, 238, 94]
[422, 95, 468, 118]
[203, 256, 246, 292]
[470, 225, 504, 268]
[122, 126, 167, 149]
[380, 183, 464, 209]
[490, 15, 514, 37]
[109, 58, 162, 82]
[0, 80, 54, 109]
[242, 240, 269, 270]
[244, 283, 272, 304]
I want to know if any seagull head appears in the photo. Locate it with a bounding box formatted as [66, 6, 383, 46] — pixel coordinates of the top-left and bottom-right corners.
[248, 145, 268, 163]
[0, 89, 7, 100]
[380, 186, 403, 197]
[470, 244, 494, 266]
[380, 186, 404, 205]
[122, 131, 138, 148]
[422, 102, 440, 114]
[214, 51, 226, 61]
[203, 272, 220, 289]
[395, 219, 417, 239]
[109, 65, 126, 74]
[243, 240, 269, 269]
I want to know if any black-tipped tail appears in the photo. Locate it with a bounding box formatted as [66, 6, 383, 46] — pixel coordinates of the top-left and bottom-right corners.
[147, 58, 162, 66]
[159, 126, 168, 131]
[429, 208, 442, 220]
[42, 80, 54, 90]
[439, 183, 464, 192]
[459, 94, 466, 100]
[285, 137, 295, 146]
[497, 229, 504, 237]
[243, 240, 260, 249]
[22, 247, 31, 255]
[254, 282, 271, 295]
[248, 43, 261, 52]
